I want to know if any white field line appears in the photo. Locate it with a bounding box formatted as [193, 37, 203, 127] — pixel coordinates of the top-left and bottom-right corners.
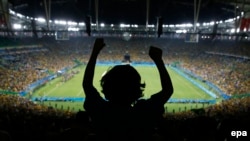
[43, 86, 58, 96]
[174, 72, 204, 98]
[76, 89, 83, 97]
[43, 82, 64, 97]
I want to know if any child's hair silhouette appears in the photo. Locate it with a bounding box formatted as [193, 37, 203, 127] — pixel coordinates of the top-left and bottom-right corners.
[83, 38, 173, 141]
[100, 65, 145, 104]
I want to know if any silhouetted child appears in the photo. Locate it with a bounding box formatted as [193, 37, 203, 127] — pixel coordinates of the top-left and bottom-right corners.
[82, 38, 173, 141]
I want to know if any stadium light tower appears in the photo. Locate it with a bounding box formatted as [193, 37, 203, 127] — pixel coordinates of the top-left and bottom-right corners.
[43, 0, 51, 31]
[157, 17, 163, 37]
[86, 15, 91, 36]
[95, 0, 99, 31]
[146, 0, 150, 31]
[0, 0, 13, 36]
[193, 0, 201, 32]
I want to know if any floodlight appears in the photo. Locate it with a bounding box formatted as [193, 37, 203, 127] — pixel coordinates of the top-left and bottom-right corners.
[169, 25, 175, 28]
[16, 13, 24, 18]
[148, 24, 155, 28]
[120, 24, 130, 28]
[230, 28, 235, 33]
[100, 23, 105, 27]
[37, 18, 46, 23]
[13, 24, 22, 29]
[55, 20, 67, 25]
[225, 18, 234, 23]
[131, 24, 138, 28]
[9, 9, 15, 15]
[163, 24, 168, 28]
[186, 23, 193, 27]
[67, 21, 77, 26]
[68, 27, 79, 31]
[209, 21, 215, 26]
[120, 24, 125, 28]
[79, 22, 85, 26]
[237, 28, 240, 33]
[59, 20, 67, 25]
[176, 30, 187, 33]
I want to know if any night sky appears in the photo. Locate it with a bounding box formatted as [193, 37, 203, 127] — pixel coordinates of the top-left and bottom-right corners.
[9, 0, 235, 25]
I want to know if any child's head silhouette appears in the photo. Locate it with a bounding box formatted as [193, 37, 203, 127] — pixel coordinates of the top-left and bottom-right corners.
[100, 65, 145, 105]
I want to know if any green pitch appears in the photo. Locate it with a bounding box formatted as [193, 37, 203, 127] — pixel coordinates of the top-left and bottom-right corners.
[32, 65, 214, 112]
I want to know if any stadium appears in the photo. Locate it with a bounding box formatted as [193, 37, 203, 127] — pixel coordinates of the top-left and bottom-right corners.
[0, 0, 250, 141]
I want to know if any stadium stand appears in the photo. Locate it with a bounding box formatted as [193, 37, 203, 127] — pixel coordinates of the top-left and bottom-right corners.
[1, 36, 249, 96]
[0, 36, 250, 141]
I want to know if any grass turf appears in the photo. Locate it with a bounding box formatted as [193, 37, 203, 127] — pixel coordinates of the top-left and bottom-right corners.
[32, 65, 215, 112]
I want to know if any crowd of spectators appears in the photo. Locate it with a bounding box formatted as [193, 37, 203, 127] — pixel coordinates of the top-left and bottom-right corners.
[0, 94, 76, 141]
[1, 93, 250, 141]
[0, 37, 91, 92]
[0, 36, 249, 95]
[0, 36, 250, 140]
[95, 37, 250, 96]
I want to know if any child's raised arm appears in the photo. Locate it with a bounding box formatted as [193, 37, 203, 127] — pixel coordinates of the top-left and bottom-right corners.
[82, 38, 105, 97]
[149, 46, 174, 104]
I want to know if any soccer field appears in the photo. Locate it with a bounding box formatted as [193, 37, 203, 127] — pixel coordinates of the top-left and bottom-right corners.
[32, 65, 215, 112]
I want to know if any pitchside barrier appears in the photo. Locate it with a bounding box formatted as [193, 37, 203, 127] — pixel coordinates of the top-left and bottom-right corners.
[0, 90, 18, 95]
[30, 97, 216, 104]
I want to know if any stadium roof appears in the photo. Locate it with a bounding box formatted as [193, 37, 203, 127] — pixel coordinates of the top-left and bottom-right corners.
[8, 0, 250, 25]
